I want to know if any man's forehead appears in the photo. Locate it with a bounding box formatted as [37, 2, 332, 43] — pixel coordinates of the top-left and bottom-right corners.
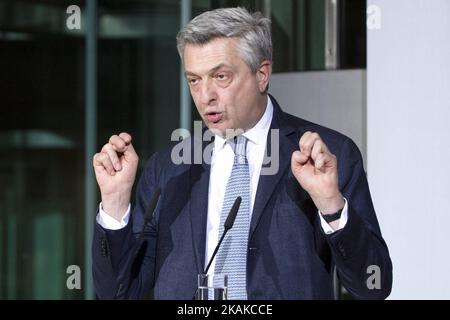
[184, 38, 237, 57]
[183, 38, 241, 74]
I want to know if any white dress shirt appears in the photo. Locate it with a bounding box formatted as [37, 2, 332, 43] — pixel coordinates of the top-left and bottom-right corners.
[204, 98, 348, 272]
[97, 97, 348, 271]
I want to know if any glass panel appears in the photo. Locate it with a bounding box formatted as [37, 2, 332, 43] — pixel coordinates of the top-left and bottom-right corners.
[0, 0, 86, 299]
[191, 0, 325, 72]
[0, 0, 182, 299]
[339, 0, 366, 69]
[97, 0, 181, 163]
[192, 0, 365, 72]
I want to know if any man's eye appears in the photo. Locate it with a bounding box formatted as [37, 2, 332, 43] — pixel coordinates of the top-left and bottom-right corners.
[215, 74, 228, 80]
[188, 78, 199, 85]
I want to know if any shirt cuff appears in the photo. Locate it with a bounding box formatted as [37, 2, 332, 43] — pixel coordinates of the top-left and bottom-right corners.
[318, 198, 348, 234]
[96, 202, 131, 230]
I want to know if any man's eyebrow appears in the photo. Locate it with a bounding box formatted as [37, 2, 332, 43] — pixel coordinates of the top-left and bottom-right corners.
[185, 63, 231, 77]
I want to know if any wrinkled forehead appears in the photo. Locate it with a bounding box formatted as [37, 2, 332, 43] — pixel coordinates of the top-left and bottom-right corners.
[183, 38, 246, 75]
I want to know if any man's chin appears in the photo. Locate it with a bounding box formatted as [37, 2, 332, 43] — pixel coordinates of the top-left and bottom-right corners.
[205, 122, 226, 137]
[204, 121, 244, 139]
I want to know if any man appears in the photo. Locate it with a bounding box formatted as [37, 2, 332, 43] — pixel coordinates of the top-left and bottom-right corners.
[92, 7, 392, 299]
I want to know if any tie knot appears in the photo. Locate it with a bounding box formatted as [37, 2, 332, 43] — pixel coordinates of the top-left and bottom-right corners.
[232, 135, 247, 165]
[233, 135, 247, 157]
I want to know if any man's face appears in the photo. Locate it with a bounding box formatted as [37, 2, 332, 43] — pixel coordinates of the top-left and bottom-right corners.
[183, 38, 268, 136]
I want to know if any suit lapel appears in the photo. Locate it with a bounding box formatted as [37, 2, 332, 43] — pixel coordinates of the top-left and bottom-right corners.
[249, 97, 300, 237]
[189, 132, 212, 274]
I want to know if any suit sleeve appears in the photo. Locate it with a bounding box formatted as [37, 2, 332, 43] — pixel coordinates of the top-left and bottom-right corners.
[324, 137, 393, 299]
[92, 153, 160, 299]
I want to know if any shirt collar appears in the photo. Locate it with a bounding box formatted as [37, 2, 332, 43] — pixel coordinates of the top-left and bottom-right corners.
[213, 97, 274, 151]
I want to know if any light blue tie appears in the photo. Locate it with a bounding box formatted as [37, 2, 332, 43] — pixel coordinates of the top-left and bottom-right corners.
[214, 135, 250, 300]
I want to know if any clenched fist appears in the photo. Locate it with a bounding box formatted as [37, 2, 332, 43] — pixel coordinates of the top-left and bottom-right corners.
[93, 132, 139, 221]
[291, 131, 344, 216]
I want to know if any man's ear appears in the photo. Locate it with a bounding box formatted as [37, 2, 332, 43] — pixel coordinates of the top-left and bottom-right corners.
[256, 60, 272, 93]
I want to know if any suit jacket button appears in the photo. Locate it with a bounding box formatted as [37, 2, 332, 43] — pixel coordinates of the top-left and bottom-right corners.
[100, 238, 108, 257]
[337, 241, 346, 259]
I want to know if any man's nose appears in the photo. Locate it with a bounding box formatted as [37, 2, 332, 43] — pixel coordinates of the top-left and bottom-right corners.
[199, 79, 217, 106]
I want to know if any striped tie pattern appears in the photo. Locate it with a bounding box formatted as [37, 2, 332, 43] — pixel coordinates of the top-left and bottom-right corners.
[214, 135, 250, 300]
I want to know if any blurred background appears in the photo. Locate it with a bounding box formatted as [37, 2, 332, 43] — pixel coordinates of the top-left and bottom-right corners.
[0, 0, 365, 299]
[1, 0, 449, 300]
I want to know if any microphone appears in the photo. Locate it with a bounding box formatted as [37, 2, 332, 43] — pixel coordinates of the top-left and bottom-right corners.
[204, 196, 240, 274]
[115, 187, 161, 299]
[192, 196, 241, 299]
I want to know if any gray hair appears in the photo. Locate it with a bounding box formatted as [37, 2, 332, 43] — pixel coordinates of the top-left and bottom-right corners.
[176, 7, 272, 73]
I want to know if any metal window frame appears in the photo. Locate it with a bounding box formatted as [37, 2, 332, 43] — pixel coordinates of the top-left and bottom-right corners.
[325, 0, 340, 69]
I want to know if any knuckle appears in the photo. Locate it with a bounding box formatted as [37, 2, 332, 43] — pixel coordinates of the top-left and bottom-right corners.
[311, 132, 320, 140]
[98, 156, 107, 165]
[316, 141, 324, 150]
[109, 135, 119, 144]
[304, 140, 312, 149]
[299, 139, 304, 147]
[101, 152, 111, 163]
[101, 143, 110, 151]
[119, 132, 131, 140]
[102, 143, 112, 152]
[104, 160, 113, 169]
[105, 145, 117, 157]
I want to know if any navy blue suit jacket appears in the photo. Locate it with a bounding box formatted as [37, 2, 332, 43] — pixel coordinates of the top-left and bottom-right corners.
[92, 96, 392, 299]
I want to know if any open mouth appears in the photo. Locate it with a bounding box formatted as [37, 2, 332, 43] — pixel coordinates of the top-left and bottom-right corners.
[205, 112, 223, 124]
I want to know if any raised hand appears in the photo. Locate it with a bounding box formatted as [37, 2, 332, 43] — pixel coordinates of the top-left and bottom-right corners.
[291, 131, 344, 215]
[93, 132, 139, 221]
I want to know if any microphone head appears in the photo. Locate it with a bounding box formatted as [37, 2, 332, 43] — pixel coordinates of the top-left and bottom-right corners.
[224, 196, 241, 230]
[143, 187, 161, 222]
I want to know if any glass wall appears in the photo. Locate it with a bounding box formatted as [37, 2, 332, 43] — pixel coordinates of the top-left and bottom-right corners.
[0, 0, 366, 299]
[0, 0, 181, 299]
[0, 0, 86, 299]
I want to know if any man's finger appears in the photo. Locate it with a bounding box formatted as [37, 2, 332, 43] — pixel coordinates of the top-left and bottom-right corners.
[314, 152, 326, 170]
[311, 139, 329, 161]
[109, 135, 127, 152]
[292, 150, 308, 166]
[94, 152, 116, 176]
[102, 143, 122, 171]
[298, 131, 311, 151]
[122, 141, 138, 162]
[300, 132, 321, 157]
[92, 152, 103, 168]
[315, 152, 336, 171]
[119, 132, 132, 144]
